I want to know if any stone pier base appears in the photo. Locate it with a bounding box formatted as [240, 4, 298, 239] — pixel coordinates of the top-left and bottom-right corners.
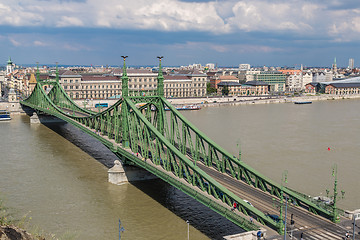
[30, 112, 41, 124]
[223, 229, 266, 240]
[29, 112, 66, 124]
[108, 160, 158, 184]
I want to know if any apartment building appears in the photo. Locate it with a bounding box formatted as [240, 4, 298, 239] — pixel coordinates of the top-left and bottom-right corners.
[164, 75, 192, 98]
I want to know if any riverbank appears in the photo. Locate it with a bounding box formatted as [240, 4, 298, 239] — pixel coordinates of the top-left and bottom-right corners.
[70, 94, 360, 111]
[3, 93, 360, 114]
[0, 225, 41, 240]
[167, 94, 360, 108]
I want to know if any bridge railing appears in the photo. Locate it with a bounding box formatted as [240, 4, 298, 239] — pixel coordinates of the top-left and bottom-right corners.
[159, 97, 333, 221]
[21, 83, 333, 232]
[121, 98, 280, 231]
[46, 82, 95, 115]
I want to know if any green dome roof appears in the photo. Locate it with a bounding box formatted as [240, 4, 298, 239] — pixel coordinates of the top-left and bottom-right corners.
[7, 56, 12, 65]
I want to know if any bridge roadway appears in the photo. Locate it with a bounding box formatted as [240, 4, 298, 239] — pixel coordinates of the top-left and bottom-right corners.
[54, 110, 353, 239]
[197, 162, 352, 240]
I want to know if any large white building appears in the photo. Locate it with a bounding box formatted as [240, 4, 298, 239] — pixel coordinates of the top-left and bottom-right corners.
[349, 58, 355, 70]
[239, 64, 250, 71]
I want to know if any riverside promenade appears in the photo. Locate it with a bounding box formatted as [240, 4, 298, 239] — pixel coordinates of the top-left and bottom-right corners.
[72, 94, 360, 111]
[2, 94, 360, 114]
[168, 94, 360, 107]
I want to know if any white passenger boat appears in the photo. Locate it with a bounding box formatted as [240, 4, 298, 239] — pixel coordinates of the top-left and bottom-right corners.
[0, 110, 11, 121]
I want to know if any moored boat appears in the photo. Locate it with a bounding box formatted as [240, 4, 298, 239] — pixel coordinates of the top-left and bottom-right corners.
[164, 105, 201, 111]
[294, 101, 312, 104]
[0, 110, 11, 121]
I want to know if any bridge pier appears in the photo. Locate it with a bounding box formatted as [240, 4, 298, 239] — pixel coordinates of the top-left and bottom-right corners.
[108, 160, 157, 184]
[223, 228, 266, 240]
[29, 112, 66, 124]
[30, 112, 41, 124]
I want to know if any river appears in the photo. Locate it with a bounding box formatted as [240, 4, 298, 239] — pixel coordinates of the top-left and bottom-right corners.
[0, 99, 359, 239]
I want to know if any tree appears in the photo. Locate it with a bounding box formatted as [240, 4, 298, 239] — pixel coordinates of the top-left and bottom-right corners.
[206, 83, 217, 95]
[221, 85, 229, 95]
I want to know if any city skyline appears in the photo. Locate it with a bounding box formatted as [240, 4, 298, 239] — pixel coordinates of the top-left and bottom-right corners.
[1, 0, 359, 68]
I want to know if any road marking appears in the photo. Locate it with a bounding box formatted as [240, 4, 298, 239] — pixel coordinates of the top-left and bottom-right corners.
[318, 232, 342, 239]
[305, 234, 322, 240]
[320, 231, 343, 239]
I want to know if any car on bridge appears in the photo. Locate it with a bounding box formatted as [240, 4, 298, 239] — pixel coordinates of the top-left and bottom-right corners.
[266, 213, 285, 224]
[243, 199, 254, 207]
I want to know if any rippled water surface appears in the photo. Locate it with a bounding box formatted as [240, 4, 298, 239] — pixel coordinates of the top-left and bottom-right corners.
[0, 114, 244, 240]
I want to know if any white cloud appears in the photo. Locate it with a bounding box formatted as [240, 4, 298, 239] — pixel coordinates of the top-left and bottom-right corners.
[170, 41, 283, 54]
[56, 16, 84, 27]
[0, 0, 359, 41]
[33, 40, 48, 46]
[9, 38, 21, 47]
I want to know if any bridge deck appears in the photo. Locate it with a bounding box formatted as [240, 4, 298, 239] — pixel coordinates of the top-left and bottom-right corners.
[58, 114, 350, 239]
[197, 163, 349, 239]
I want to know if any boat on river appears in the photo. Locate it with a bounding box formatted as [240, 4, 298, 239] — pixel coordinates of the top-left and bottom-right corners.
[0, 110, 11, 121]
[294, 101, 312, 104]
[165, 105, 201, 111]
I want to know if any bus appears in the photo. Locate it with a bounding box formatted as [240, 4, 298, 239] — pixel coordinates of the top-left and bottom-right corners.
[95, 103, 108, 108]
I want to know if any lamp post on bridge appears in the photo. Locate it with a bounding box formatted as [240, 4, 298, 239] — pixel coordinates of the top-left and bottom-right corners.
[279, 170, 288, 236]
[236, 139, 241, 161]
[186, 220, 189, 240]
[331, 164, 344, 223]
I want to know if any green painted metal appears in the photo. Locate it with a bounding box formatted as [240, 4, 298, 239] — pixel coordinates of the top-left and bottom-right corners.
[156, 56, 164, 97]
[20, 58, 336, 235]
[36, 62, 40, 82]
[159, 97, 333, 221]
[332, 164, 340, 223]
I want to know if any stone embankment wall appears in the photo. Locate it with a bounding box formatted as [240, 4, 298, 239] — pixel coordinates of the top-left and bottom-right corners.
[3, 94, 360, 114]
[167, 94, 360, 108]
[0, 102, 23, 114]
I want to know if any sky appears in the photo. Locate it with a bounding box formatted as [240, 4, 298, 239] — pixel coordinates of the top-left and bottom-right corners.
[0, 0, 360, 68]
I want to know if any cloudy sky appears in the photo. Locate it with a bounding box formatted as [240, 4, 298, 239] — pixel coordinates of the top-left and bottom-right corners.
[0, 0, 359, 67]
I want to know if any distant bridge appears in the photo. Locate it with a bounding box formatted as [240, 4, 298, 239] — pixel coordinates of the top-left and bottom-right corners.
[21, 58, 345, 238]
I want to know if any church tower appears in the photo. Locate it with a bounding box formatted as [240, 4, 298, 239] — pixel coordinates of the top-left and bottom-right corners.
[332, 57, 337, 74]
[6, 56, 13, 74]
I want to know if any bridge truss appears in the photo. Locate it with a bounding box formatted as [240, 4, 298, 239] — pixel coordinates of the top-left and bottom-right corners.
[20, 59, 335, 235]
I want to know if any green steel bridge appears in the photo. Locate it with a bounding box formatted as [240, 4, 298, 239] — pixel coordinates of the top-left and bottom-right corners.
[20, 58, 339, 236]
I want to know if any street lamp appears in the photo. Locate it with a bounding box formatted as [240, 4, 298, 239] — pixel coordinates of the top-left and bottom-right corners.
[279, 170, 288, 236]
[331, 164, 344, 223]
[118, 219, 125, 240]
[186, 220, 189, 240]
[236, 139, 241, 161]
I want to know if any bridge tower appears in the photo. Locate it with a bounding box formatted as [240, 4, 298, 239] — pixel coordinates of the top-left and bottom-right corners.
[36, 62, 40, 82]
[121, 56, 130, 148]
[157, 56, 164, 97]
[55, 62, 59, 83]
